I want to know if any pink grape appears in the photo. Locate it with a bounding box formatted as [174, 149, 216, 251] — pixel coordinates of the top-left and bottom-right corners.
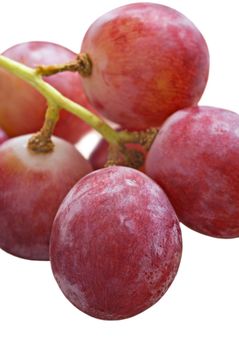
[0, 135, 92, 260]
[81, 3, 209, 130]
[0, 42, 93, 143]
[50, 166, 182, 320]
[0, 128, 8, 144]
[146, 106, 239, 238]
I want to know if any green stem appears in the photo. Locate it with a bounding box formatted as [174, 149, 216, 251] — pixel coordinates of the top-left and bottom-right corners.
[0, 55, 120, 146]
[0, 55, 158, 167]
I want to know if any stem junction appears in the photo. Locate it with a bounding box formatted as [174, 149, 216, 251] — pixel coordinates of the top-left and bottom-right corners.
[36, 53, 92, 77]
[0, 55, 158, 167]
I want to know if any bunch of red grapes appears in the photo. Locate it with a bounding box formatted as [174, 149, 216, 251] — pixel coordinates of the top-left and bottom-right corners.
[0, 2, 237, 320]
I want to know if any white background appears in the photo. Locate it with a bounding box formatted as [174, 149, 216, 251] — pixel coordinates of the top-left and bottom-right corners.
[1, 1, 239, 349]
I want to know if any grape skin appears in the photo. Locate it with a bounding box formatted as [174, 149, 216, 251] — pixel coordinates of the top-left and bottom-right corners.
[146, 106, 239, 238]
[50, 166, 182, 320]
[0, 42, 93, 143]
[81, 3, 209, 130]
[0, 128, 8, 144]
[0, 135, 92, 260]
[89, 136, 109, 170]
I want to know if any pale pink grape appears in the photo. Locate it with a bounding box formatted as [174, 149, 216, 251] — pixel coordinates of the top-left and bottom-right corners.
[0, 135, 92, 260]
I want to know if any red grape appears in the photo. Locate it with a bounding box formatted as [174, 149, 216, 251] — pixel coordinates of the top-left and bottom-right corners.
[50, 166, 182, 320]
[146, 106, 239, 238]
[89, 136, 109, 170]
[81, 3, 209, 130]
[0, 128, 8, 144]
[0, 135, 92, 260]
[0, 42, 93, 143]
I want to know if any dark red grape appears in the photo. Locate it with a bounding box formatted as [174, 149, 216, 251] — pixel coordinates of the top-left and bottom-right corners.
[50, 166, 182, 319]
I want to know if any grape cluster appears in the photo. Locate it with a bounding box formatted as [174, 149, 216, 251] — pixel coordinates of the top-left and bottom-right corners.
[0, 2, 236, 320]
